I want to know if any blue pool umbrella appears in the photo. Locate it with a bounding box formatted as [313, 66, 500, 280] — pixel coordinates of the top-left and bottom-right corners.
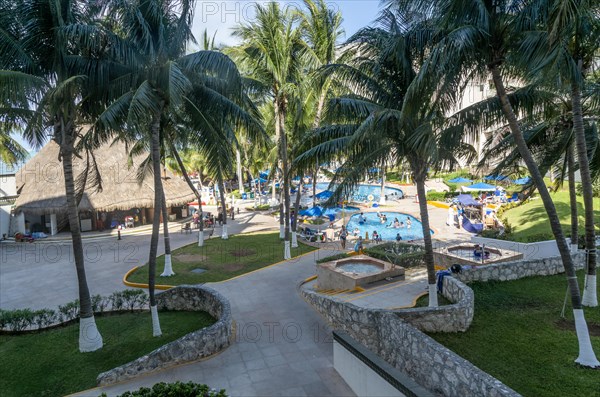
[455, 194, 482, 206]
[292, 176, 301, 181]
[484, 174, 512, 182]
[299, 206, 323, 217]
[448, 177, 472, 183]
[315, 190, 333, 200]
[514, 176, 531, 185]
[254, 177, 267, 184]
[462, 182, 497, 192]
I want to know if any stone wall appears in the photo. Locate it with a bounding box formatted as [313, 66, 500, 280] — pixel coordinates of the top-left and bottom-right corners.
[97, 285, 232, 386]
[390, 276, 474, 333]
[454, 252, 586, 284]
[376, 312, 520, 397]
[301, 285, 518, 397]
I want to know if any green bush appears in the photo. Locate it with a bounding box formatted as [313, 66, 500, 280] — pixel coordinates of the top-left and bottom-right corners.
[365, 242, 425, 268]
[246, 204, 271, 211]
[107, 381, 227, 397]
[522, 233, 555, 243]
[316, 253, 349, 263]
[0, 291, 150, 332]
[425, 191, 460, 201]
[231, 190, 242, 199]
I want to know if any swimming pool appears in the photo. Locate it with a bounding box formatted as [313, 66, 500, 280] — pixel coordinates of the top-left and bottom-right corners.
[346, 212, 431, 241]
[310, 182, 404, 202]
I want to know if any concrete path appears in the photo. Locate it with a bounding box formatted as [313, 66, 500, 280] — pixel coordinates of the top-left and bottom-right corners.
[0, 208, 279, 310]
[72, 248, 355, 397]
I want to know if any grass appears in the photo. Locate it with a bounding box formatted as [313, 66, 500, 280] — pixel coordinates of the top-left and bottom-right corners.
[127, 232, 318, 285]
[427, 270, 599, 397]
[503, 191, 600, 242]
[0, 311, 215, 397]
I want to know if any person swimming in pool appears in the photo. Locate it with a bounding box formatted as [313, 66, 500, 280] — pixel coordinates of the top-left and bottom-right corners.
[393, 218, 400, 228]
[406, 217, 412, 228]
[358, 212, 366, 224]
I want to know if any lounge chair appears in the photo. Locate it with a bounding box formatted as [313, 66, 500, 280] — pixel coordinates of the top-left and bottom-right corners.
[507, 193, 519, 203]
[181, 222, 192, 234]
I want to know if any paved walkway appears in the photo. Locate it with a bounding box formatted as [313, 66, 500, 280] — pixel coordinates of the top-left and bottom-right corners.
[0, 208, 278, 309]
[73, 248, 355, 397]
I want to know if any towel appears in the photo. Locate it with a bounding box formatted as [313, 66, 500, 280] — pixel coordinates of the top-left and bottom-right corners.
[436, 270, 452, 293]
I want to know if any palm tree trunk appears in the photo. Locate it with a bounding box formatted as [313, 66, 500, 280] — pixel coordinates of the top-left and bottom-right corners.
[160, 190, 174, 276]
[218, 174, 228, 239]
[149, 111, 163, 337]
[491, 66, 598, 366]
[279, 179, 285, 239]
[413, 162, 437, 307]
[61, 140, 103, 352]
[278, 101, 291, 260]
[568, 144, 578, 252]
[236, 149, 245, 193]
[380, 165, 386, 204]
[292, 180, 303, 248]
[312, 166, 318, 207]
[572, 79, 597, 307]
[171, 146, 205, 246]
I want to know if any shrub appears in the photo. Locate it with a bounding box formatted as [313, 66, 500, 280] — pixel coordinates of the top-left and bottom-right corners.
[106, 381, 227, 397]
[120, 290, 149, 311]
[58, 300, 79, 322]
[4, 309, 36, 331]
[246, 204, 271, 211]
[231, 190, 242, 199]
[522, 233, 555, 243]
[365, 242, 425, 268]
[91, 294, 110, 314]
[33, 309, 56, 330]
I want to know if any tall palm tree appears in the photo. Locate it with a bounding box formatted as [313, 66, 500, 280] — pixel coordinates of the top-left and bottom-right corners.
[229, 3, 306, 259]
[0, 0, 110, 352]
[298, 10, 476, 307]
[520, 0, 600, 306]
[391, 0, 599, 367]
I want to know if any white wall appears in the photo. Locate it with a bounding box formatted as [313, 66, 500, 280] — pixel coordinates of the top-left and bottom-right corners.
[470, 236, 571, 260]
[334, 340, 405, 397]
[0, 174, 17, 238]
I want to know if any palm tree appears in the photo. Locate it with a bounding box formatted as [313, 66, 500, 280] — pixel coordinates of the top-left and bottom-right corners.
[391, 0, 599, 366]
[519, 0, 599, 306]
[0, 0, 109, 352]
[229, 3, 306, 259]
[0, 132, 28, 166]
[298, 9, 476, 307]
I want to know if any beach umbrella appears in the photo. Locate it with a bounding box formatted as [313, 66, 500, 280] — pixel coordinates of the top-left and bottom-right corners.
[315, 190, 333, 200]
[448, 177, 472, 183]
[455, 194, 482, 206]
[299, 206, 324, 217]
[514, 177, 531, 185]
[462, 182, 497, 192]
[254, 177, 267, 184]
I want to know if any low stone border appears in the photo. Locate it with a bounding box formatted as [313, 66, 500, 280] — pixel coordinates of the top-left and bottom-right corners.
[96, 285, 232, 386]
[454, 252, 587, 283]
[301, 281, 517, 397]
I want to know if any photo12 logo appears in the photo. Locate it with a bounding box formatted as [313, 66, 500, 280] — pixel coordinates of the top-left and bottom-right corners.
[198, 1, 341, 24]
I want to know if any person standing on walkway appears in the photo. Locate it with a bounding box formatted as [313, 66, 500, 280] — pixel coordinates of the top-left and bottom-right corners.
[339, 225, 347, 249]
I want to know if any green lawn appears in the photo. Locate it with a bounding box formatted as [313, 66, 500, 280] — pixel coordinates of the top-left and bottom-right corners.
[428, 271, 600, 397]
[128, 232, 318, 285]
[0, 311, 215, 397]
[503, 191, 600, 242]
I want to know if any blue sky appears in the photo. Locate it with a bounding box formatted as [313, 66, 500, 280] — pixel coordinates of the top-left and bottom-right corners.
[190, 0, 382, 49]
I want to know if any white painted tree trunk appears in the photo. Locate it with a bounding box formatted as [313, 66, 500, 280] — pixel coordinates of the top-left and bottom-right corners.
[79, 316, 103, 352]
[160, 254, 175, 276]
[573, 309, 600, 367]
[151, 305, 162, 337]
[284, 241, 291, 260]
[272, 180, 276, 201]
[571, 244, 578, 253]
[236, 150, 244, 193]
[221, 224, 228, 240]
[291, 231, 298, 248]
[581, 275, 597, 307]
[198, 230, 204, 246]
[428, 284, 439, 307]
[379, 171, 386, 205]
[280, 224, 285, 239]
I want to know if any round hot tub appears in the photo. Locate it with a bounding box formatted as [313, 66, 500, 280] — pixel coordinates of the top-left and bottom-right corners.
[336, 261, 383, 274]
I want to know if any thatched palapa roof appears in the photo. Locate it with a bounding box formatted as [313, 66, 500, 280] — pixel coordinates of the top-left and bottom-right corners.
[15, 140, 195, 215]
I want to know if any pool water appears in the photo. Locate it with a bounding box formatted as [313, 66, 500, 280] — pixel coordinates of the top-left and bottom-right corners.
[310, 182, 404, 201]
[337, 262, 382, 274]
[346, 212, 431, 241]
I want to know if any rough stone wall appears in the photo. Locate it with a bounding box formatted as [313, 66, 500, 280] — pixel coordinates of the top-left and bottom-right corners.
[375, 312, 520, 397]
[301, 285, 519, 397]
[391, 276, 474, 333]
[97, 285, 232, 386]
[454, 252, 586, 284]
